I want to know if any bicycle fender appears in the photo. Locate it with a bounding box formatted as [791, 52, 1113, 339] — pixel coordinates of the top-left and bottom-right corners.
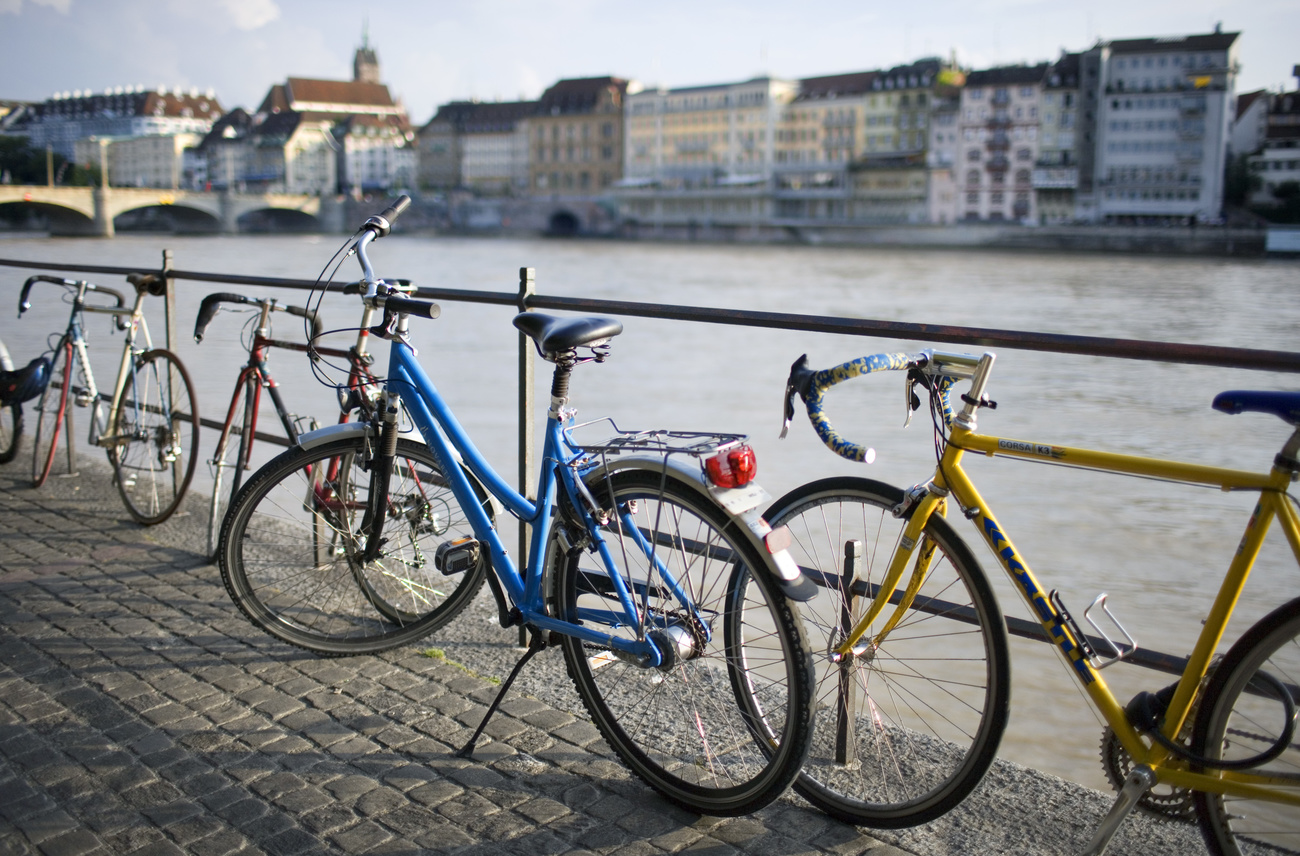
[297, 421, 372, 450]
[581, 456, 817, 603]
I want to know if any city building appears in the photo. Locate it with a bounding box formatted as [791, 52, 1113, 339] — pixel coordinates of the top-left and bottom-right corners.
[955, 63, 1049, 222]
[926, 73, 965, 224]
[1093, 29, 1240, 223]
[775, 70, 874, 222]
[619, 75, 795, 232]
[192, 108, 254, 190]
[73, 132, 201, 189]
[9, 87, 223, 158]
[226, 36, 413, 195]
[417, 100, 534, 194]
[1033, 53, 1083, 224]
[1232, 89, 1271, 157]
[1246, 83, 1300, 207]
[531, 76, 632, 195]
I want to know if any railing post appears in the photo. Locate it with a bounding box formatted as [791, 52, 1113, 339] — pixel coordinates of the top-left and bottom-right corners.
[161, 249, 177, 354]
[517, 267, 535, 647]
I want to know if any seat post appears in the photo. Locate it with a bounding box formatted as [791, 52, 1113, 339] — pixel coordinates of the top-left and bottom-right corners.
[548, 352, 576, 420]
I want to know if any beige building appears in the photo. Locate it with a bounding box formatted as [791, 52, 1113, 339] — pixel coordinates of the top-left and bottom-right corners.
[530, 77, 631, 195]
[75, 133, 201, 189]
[417, 100, 534, 194]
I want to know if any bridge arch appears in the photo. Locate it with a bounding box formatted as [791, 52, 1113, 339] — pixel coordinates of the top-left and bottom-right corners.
[547, 209, 581, 237]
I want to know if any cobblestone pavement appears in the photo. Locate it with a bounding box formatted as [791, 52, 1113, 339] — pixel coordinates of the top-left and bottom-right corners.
[0, 453, 1204, 856]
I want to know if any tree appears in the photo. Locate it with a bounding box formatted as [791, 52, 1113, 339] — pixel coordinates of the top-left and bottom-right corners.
[1223, 153, 1261, 206]
[0, 136, 99, 186]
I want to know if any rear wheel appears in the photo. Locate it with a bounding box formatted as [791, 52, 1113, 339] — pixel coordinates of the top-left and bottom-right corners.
[219, 436, 489, 656]
[113, 349, 199, 524]
[0, 344, 22, 464]
[31, 338, 73, 487]
[1193, 598, 1300, 856]
[551, 469, 814, 816]
[765, 476, 1011, 827]
[207, 375, 256, 561]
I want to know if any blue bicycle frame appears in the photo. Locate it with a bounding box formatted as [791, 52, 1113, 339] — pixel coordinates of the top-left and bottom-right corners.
[385, 327, 684, 667]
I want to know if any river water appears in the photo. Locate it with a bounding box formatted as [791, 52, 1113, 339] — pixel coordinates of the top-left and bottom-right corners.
[1, 230, 1298, 793]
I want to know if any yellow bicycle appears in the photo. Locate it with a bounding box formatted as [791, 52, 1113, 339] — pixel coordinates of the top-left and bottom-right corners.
[772, 348, 1300, 856]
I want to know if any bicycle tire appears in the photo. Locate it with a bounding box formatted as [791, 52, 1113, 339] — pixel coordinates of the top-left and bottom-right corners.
[0, 402, 20, 464]
[0, 343, 21, 464]
[551, 468, 815, 816]
[219, 435, 489, 656]
[1192, 597, 1300, 856]
[207, 374, 256, 561]
[113, 348, 199, 525]
[764, 476, 1011, 827]
[31, 337, 73, 487]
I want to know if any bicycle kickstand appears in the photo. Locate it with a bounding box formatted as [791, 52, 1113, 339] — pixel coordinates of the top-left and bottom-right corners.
[455, 628, 548, 759]
[1079, 765, 1157, 856]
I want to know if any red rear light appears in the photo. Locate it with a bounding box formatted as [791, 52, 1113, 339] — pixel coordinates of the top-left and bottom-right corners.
[705, 444, 757, 488]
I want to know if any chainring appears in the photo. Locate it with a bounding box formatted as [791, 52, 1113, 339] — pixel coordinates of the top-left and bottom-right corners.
[1099, 727, 1197, 823]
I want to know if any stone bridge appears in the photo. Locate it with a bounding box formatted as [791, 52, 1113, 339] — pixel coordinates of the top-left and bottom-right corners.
[0, 185, 347, 236]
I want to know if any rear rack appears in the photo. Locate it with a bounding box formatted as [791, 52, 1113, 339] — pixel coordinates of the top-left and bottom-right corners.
[565, 418, 747, 458]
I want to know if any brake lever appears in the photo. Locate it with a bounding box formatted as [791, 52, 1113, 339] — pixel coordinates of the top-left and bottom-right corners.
[779, 354, 813, 439]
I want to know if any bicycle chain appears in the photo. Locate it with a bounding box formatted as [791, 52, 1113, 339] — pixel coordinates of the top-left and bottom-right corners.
[1099, 727, 1197, 823]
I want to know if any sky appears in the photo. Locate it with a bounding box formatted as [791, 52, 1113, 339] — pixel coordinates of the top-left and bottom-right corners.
[1, 0, 1297, 126]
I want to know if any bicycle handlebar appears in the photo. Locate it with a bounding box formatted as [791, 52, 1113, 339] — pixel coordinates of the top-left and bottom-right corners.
[18, 275, 126, 318]
[360, 194, 411, 239]
[194, 292, 322, 343]
[380, 293, 440, 321]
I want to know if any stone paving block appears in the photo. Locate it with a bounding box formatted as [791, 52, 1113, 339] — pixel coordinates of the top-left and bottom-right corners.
[330, 820, 393, 854]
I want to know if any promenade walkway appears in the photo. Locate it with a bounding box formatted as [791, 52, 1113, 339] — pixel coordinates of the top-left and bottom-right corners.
[0, 453, 1202, 855]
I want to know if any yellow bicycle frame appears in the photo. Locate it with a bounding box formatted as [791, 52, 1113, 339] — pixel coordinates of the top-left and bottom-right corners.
[834, 354, 1300, 807]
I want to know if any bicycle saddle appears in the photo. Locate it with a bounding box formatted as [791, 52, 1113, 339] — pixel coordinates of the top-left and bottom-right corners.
[513, 312, 623, 355]
[1212, 390, 1300, 425]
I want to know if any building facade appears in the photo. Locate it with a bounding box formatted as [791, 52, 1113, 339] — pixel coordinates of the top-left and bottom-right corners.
[417, 100, 534, 194]
[1093, 30, 1240, 223]
[530, 77, 631, 195]
[12, 87, 223, 159]
[955, 64, 1049, 222]
[1033, 53, 1082, 224]
[1246, 88, 1300, 207]
[74, 132, 202, 189]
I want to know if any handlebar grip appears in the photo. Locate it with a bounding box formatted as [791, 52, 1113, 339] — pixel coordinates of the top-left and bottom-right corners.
[285, 304, 323, 341]
[194, 292, 253, 343]
[18, 275, 76, 316]
[361, 194, 411, 238]
[382, 294, 440, 320]
[795, 352, 916, 463]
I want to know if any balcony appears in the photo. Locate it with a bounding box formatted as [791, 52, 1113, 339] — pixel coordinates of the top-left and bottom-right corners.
[986, 134, 1010, 151]
[991, 90, 1011, 106]
[987, 113, 1012, 129]
[1032, 166, 1078, 189]
[985, 155, 1010, 172]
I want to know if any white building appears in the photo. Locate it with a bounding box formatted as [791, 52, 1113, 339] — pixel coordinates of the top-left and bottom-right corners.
[1247, 89, 1300, 207]
[13, 87, 222, 159]
[1093, 29, 1240, 223]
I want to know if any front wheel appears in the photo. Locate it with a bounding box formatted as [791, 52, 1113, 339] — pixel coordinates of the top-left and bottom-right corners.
[764, 477, 1011, 827]
[219, 436, 489, 656]
[551, 469, 815, 816]
[31, 337, 74, 487]
[113, 349, 199, 524]
[1193, 598, 1300, 856]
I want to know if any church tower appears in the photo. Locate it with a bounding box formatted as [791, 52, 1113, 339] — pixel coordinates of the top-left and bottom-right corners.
[353, 20, 380, 84]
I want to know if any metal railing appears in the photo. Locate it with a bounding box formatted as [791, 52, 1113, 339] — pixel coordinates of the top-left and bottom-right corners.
[5, 250, 1300, 664]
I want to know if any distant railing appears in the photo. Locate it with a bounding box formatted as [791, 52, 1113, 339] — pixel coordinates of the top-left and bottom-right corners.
[4, 250, 1300, 663]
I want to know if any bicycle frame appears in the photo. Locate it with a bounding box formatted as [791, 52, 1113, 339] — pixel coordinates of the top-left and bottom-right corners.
[52, 282, 154, 459]
[839, 355, 1300, 809]
[384, 339, 679, 665]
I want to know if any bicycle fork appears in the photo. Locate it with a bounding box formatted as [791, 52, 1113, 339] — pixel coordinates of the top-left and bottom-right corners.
[360, 391, 402, 563]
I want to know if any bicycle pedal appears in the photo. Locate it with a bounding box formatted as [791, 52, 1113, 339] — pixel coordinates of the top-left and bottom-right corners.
[435, 538, 480, 576]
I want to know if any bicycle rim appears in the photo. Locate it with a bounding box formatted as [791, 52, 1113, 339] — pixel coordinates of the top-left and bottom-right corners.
[1193, 597, 1300, 856]
[553, 469, 814, 816]
[219, 436, 488, 656]
[113, 349, 199, 524]
[31, 339, 72, 487]
[208, 375, 256, 561]
[765, 476, 1010, 827]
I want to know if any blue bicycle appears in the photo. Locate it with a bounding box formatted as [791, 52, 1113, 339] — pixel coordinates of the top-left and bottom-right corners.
[216, 197, 817, 815]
